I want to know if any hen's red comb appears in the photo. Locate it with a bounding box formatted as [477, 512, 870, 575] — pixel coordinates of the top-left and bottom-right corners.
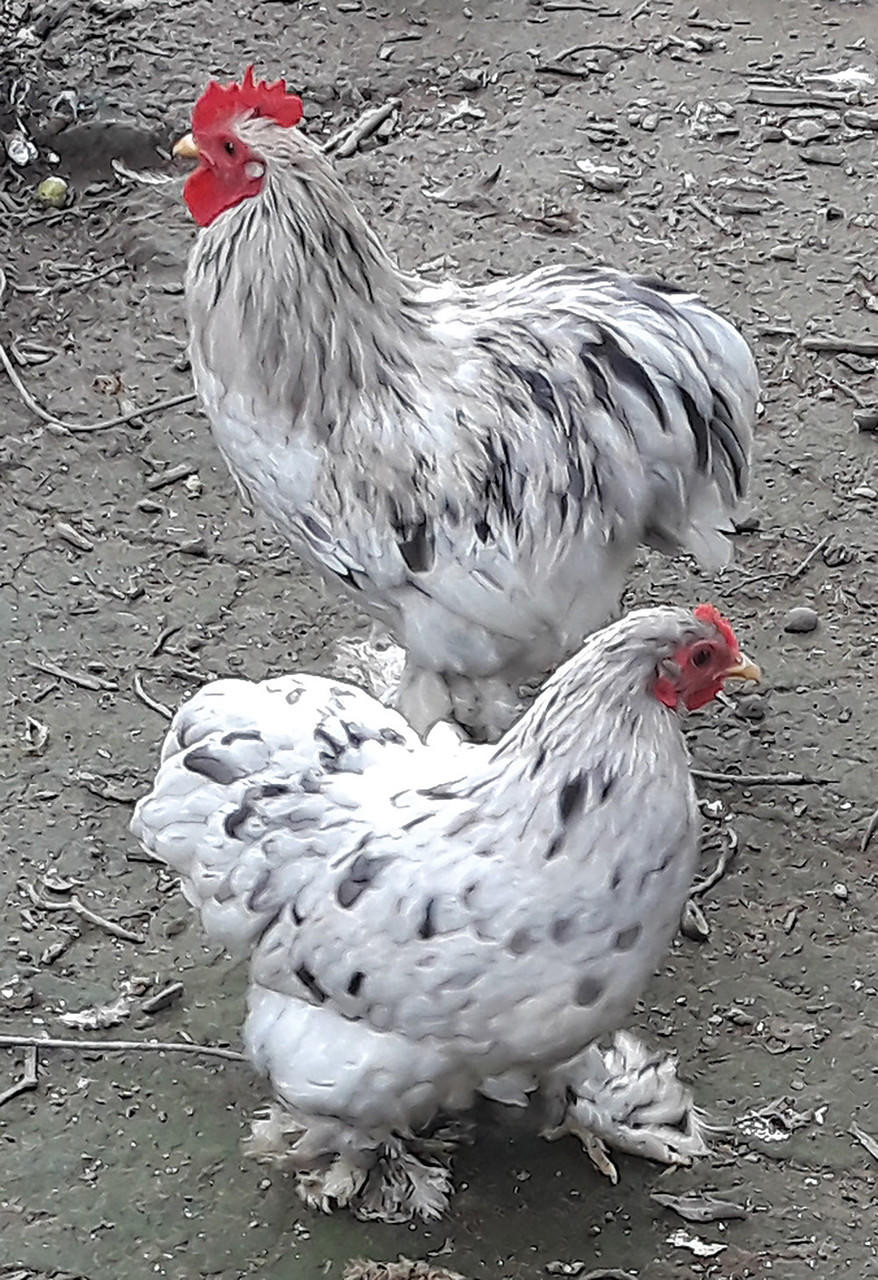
[694, 603, 737, 652]
[191, 66, 303, 136]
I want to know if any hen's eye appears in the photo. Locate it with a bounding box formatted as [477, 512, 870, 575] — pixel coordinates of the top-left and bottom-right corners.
[691, 646, 712, 668]
[224, 140, 236, 156]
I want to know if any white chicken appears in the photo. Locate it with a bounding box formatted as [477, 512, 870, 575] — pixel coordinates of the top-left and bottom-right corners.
[131, 603, 759, 1221]
[171, 69, 760, 741]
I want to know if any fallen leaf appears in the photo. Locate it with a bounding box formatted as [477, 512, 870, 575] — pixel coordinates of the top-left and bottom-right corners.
[652, 1191, 749, 1223]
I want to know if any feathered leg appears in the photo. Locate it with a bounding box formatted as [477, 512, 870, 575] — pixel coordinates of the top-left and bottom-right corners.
[245, 1103, 375, 1210]
[540, 1032, 709, 1184]
[246, 1105, 463, 1222]
[397, 662, 521, 743]
[329, 630, 406, 704]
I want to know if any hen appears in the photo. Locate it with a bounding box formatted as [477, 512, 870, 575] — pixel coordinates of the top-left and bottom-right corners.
[171, 70, 760, 741]
[131, 603, 759, 1221]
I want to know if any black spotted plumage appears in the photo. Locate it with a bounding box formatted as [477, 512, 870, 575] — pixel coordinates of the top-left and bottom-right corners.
[183, 103, 759, 745]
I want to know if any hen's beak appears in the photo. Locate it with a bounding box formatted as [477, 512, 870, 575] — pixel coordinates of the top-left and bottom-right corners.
[725, 654, 761, 683]
[173, 133, 200, 160]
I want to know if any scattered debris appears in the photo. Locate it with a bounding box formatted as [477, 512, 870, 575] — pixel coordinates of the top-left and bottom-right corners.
[60, 993, 133, 1031]
[545, 1266, 637, 1279]
[739, 1097, 816, 1143]
[324, 98, 401, 158]
[342, 1259, 465, 1280]
[0, 1046, 39, 1109]
[667, 1230, 726, 1259]
[21, 715, 49, 755]
[25, 881, 146, 945]
[652, 1192, 749, 1223]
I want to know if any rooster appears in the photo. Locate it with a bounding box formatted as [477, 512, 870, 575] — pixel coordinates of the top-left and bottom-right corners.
[171, 69, 760, 742]
[131, 603, 760, 1221]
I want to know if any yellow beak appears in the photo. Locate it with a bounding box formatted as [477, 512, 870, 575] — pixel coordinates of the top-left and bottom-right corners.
[725, 653, 761, 684]
[173, 133, 200, 160]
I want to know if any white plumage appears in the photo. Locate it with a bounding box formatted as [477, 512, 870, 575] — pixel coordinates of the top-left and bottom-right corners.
[131, 605, 759, 1219]
[176, 79, 760, 739]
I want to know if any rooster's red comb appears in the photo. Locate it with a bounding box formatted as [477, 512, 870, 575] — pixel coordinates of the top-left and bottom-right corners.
[191, 66, 303, 136]
[694, 603, 737, 652]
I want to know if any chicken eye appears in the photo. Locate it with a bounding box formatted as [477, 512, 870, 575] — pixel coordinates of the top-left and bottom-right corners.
[691, 645, 712, 668]
[224, 140, 236, 156]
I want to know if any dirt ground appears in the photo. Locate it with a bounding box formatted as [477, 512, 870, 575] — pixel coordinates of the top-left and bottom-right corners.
[2, 0, 878, 1276]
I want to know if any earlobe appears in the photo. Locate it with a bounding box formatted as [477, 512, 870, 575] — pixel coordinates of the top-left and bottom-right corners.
[654, 659, 679, 709]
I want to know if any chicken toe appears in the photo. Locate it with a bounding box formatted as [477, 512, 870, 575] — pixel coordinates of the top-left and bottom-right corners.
[541, 1031, 709, 1173]
[354, 1136, 454, 1223]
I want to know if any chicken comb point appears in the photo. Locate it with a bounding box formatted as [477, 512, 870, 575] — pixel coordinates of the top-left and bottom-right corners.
[191, 66, 304, 135]
[694, 602, 737, 651]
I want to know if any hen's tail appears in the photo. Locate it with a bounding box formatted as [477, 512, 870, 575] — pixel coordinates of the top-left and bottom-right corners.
[625, 274, 759, 570]
[130, 673, 421, 952]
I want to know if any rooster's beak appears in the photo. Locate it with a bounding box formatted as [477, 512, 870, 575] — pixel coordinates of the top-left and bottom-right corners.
[724, 654, 761, 683]
[173, 133, 200, 160]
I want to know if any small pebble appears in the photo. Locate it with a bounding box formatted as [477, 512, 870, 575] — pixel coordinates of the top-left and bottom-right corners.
[801, 145, 845, 166]
[37, 175, 69, 208]
[769, 243, 797, 262]
[833, 882, 849, 901]
[783, 606, 819, 634]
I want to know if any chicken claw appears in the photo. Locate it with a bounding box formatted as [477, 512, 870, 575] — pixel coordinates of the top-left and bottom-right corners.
[541, 1031, 709, 1180]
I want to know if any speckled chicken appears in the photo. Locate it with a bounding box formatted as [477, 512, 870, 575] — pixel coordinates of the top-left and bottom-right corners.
[130, 604, 759, 1221]
[171, 70, 760, 741]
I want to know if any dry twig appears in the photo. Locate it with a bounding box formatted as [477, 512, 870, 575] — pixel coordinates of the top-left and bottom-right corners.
[693, 769, 827, 786]
[133, 672, 174, 721]
[26, 882, 146, 944]
[802, 335, 878, 358]
[25, 657, 118, 692]
[0, 1034, 245, 1063]
[0, 1046, 38, 1109]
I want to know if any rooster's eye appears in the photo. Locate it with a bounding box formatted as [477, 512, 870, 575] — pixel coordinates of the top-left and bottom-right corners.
[691, 646, 712, 668]
[224, 140, 236, 156]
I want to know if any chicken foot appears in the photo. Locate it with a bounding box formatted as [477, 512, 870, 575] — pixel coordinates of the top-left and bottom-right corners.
[245, 1101, 467, 1222]
[540, 1031, 709, 1184]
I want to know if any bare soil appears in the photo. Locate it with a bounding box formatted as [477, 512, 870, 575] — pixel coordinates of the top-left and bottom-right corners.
[2, 1, 878, 1277]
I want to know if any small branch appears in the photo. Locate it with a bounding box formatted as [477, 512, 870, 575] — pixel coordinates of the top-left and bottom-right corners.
[0, 335, 197, 433]
[0, 1046, 38, 1108]
[26, 883, 146, 944]
[746, 86, 852, 109]
[690, 827, 739, 898]
[0, 1034, 245, 1064]
[25, 657, 118, 692]
[725, 534, 830, 596]
[133, 672, 174, 721]
[789, 533, 831, 580]
[802, 336, 878, 358]
[692, 769, 828, 786]
[145, 461, 198, 491]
